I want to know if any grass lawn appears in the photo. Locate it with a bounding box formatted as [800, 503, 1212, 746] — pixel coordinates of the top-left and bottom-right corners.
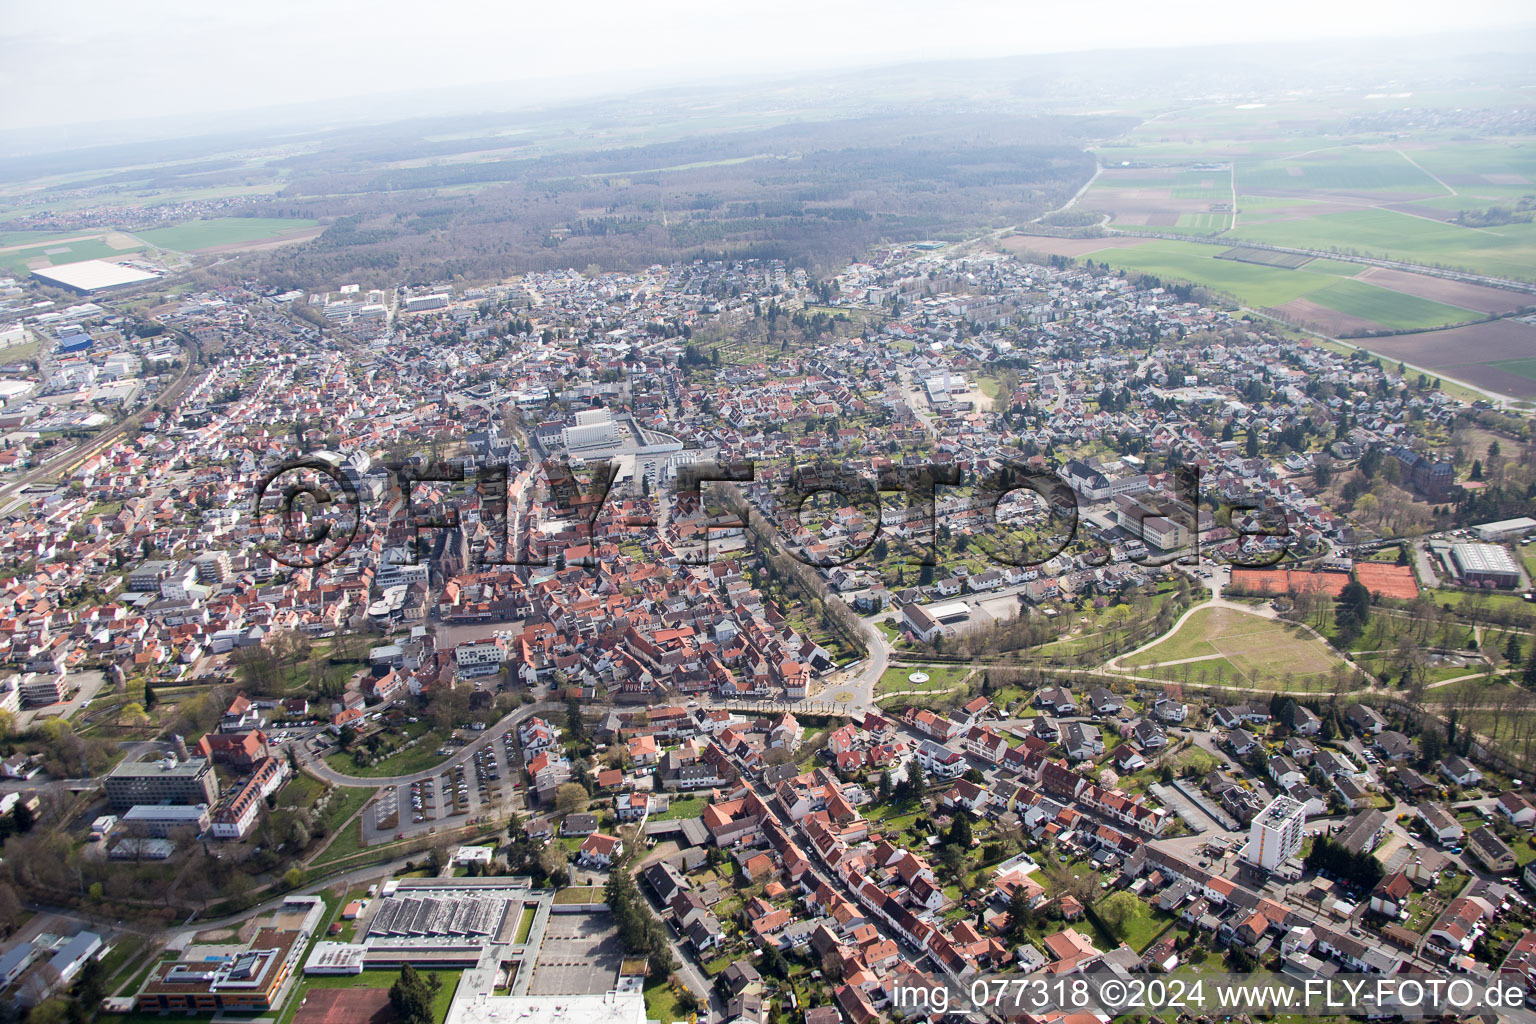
[877, 663, 970, 695]
[325, 729, 443, 778]
[644, 975, 686, 1024]
[1097, 898, 1173, 953]
[655, 795, 706, 821]
[96, 936, 148, 991]
[703, 953, 736, 976]
[318, 785, 375, 832]
[1172, 747, 1219, 776]
[1123, 605, 1346, 687]
[1428, 586, 1536, 615]
[303, 785, 379, 867]
[514, 906, 535, 944]
[117, 951, 175, 999]
[279, 652, 360, 695]
[553, 885, 605, 904]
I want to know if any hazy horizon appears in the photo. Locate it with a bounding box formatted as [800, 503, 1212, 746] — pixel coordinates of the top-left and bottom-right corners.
[5, 0, 1534, 141]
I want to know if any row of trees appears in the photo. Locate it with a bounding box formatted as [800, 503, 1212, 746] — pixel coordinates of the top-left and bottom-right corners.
[604, 863, 677, 979]
[1304, 835, 1385, 890]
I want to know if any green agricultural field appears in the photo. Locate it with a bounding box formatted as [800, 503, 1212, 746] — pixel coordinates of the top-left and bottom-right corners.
[0, 228, 109, 248]
[137, 217, 319, 251]
[1082, 101, 1536, 283]
[1072, 239, 1350, 307]
[1216, 246, 1313, 269]
[1228, 207, 1536, 283]
[1304, 257, 1370, 276]
[1304, 279, 1477, 330]
[1236, 148, 1444, 193]
[1172, 212, 1231, 232]
[1405, 142, 1536, 199]
[1054, 237, 1487, 331]
[2, 238, 145, 275]
[1489, 358, 1536, 384]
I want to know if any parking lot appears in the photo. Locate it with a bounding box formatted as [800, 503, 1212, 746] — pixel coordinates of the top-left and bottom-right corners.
[527, 913, 623, 995]
[360, 737, 524, 845]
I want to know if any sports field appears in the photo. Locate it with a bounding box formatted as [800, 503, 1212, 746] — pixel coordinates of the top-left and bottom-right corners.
[1231, 564, 1418, 601]
[292, 987, 392, 1024]
[285, 969, 460, 1024]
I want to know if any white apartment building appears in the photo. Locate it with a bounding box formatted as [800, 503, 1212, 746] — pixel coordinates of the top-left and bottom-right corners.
[1246, 795, 1307, 871]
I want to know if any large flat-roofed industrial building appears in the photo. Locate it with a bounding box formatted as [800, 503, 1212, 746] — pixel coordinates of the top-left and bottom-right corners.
[104, 756, 219, 812]
[562, 408, 620, 450]
[367, 891, 507, 939]
[306, 879, 540, 970]
[30, 259, 159, 295]
[283, 879, 639, 1024]
[1450, 542, 1523, 589]
[1474, 517, 1536, 542]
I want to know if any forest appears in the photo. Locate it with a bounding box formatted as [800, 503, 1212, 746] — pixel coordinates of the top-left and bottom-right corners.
[213, 112, 1118, 289]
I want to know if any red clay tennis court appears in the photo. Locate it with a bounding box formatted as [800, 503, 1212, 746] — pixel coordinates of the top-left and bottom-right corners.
[1230, 563, 1418, 600]
[1231, 568, 1348, 596]
[291, 987, 394, 1024]
[1354, 562, 1420, 600]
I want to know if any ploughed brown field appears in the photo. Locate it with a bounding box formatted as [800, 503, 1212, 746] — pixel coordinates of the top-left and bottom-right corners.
[1082, 187, 1215, 226]
[1357, 318, 1536, 398]
[1354, 267, 1534, 316]
[1269, 297, 1383, 336]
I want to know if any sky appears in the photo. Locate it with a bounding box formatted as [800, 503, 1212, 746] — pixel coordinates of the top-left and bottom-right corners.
[3, 0, 1534, 133]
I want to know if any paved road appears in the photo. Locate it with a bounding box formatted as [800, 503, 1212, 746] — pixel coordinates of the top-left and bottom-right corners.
[642, 886, 725, 1018]
[809, 611, 889, 713]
